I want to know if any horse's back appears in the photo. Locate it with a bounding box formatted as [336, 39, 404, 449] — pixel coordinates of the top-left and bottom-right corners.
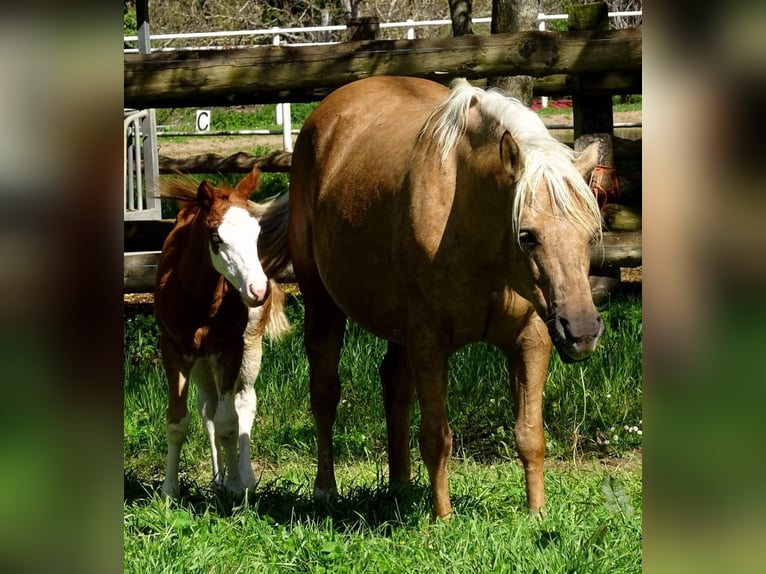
[289, 77, 448, 340]
[291, 76, 447, 203]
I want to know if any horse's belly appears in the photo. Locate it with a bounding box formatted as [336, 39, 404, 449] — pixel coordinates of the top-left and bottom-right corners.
[313, 207, 408, 343]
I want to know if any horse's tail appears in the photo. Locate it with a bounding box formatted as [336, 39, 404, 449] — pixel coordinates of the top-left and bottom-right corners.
[249, 191, 292, 280]
[264, 279, 291, 340]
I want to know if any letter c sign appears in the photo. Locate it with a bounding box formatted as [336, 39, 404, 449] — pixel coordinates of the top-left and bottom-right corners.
[196, 110, 211, 132]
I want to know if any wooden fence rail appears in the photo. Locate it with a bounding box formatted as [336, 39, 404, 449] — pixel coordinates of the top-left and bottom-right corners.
[125, 28, 641, 108]
[124, 231, 641, 294]
[159, 150, 292, 174]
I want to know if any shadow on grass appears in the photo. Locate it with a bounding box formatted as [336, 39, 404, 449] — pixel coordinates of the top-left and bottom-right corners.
[124, 470, 438, 532]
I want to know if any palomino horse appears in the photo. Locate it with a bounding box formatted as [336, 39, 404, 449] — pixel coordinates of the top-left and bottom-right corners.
[287, 76, 603, 519]
[154, 166, 291, 498]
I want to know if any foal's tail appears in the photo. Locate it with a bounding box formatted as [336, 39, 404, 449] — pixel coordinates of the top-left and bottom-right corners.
[248, 192, 291, 280]
[264, 280, 291, 341]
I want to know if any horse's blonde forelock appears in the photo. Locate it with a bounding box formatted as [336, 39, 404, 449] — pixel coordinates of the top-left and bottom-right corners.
[421, 79, 602, 240]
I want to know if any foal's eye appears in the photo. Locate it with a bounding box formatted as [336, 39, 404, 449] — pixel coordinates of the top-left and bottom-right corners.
[209, 230, 222, 254]
[518, 229, 539, 250]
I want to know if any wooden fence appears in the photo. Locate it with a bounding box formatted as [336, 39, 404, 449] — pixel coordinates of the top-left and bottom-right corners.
[124, 28, 640, 109]
[123, 4, 642, 294]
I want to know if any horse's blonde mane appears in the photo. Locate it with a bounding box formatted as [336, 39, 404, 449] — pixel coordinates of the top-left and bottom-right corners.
[421, 78, 602, 239]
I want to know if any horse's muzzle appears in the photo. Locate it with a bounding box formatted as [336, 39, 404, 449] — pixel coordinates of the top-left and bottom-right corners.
[549, 312, 604, 363]
[241, 280, 270, 308]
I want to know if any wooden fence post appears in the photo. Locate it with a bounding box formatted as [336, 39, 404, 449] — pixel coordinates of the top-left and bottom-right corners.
[568, 2, 624, 302]
[568, 2, 614, 140]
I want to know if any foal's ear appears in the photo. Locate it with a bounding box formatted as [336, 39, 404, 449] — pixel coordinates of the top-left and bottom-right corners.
[197, 180, 215, 210]
[575, 142, 600, 179]
[500, 131, 522, 180]
[234, 165, 261, 199]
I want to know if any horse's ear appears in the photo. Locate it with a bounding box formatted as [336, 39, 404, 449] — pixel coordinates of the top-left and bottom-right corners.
[575, 142, 600, 179]
[234, 165, 261, 199]
[197, 180, 215, 210]
[500, 131, 522, 180]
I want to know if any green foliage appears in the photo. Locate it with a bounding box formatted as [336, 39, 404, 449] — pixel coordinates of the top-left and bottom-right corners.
[613, 94, 642, 112]
[123, 2, 137, 36]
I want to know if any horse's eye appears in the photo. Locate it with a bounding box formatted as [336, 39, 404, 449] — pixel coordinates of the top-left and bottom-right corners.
[209, 230, 222, 254]
[518, 229, 539, 250]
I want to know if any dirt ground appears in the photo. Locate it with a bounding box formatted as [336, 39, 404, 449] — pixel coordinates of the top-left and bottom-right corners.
[157, 111, 643, 159]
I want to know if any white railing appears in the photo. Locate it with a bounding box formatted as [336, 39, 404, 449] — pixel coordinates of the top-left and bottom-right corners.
[123, 12, 641, 52]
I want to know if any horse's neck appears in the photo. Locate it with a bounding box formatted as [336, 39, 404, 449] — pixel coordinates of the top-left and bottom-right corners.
[410, 148, 512, 264]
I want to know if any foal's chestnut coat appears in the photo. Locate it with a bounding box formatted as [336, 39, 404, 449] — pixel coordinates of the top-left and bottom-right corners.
[155, 167, 290, 497]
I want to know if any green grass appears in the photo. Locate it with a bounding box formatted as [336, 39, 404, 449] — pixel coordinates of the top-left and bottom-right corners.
[157, 99, 640, 132]
[125, 291, 641, 571]
[537, 95, 641, 116]
[125, 461, 641, 573]
[157, 103, 319, 134]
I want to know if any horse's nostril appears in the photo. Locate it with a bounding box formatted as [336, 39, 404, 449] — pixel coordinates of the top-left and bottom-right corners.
[249, 284, 266, 301]
[558, 316, 572, 338]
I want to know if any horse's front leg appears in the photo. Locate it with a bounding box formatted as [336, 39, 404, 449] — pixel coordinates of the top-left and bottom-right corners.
[235, 308, 267, 491]
[215, 340, 247, 496]
[507, 315, 553, 513]
[159, 337, 192, 498]
[192, 359, 224, 488]
[408, 329, 452, 519]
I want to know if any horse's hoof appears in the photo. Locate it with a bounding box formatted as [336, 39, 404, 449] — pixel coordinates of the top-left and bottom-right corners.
[313, 485, 337, 502]
[224, 479, 245, 497]
[161, 481, 180, 499]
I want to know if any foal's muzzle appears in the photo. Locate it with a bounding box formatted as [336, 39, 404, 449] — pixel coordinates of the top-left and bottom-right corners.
[241, 279, 270, 308]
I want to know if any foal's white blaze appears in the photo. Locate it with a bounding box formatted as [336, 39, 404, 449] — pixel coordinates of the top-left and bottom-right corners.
[210, 206, 268, 305]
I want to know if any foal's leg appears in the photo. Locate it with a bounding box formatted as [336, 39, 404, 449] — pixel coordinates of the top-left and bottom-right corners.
[303, 287, 346, 501]
[215, 340, 247, 496]
[192, 359, 224, 488]
[159, 338, 192, 498]
[507, 316, 552, 513]
[408, 330, 452, 519]
[234, 307, 267, 491]
[380, 341, 415, 486]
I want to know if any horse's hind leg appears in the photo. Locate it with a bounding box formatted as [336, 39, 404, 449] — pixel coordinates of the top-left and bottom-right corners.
[160, 337, 192, 498]
[507, 316, 552, 513]
[380, 341, 415, 486]
[303, 284, 346, 501]
[192, 359, 225, 488]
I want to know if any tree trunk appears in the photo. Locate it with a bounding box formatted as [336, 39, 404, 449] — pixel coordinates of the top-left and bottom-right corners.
[489, 0, 538, 105]
[448, 1, 474, 36]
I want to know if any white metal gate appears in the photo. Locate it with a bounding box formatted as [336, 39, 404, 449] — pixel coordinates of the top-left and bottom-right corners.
[124, 108, 161, 220]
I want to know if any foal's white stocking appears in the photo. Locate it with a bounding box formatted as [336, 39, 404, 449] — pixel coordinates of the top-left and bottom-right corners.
[236, 317, 264, 490]
[193, 360, 225, 488]
[214, 391, 243, 495]
[162, 411, 190, 498]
